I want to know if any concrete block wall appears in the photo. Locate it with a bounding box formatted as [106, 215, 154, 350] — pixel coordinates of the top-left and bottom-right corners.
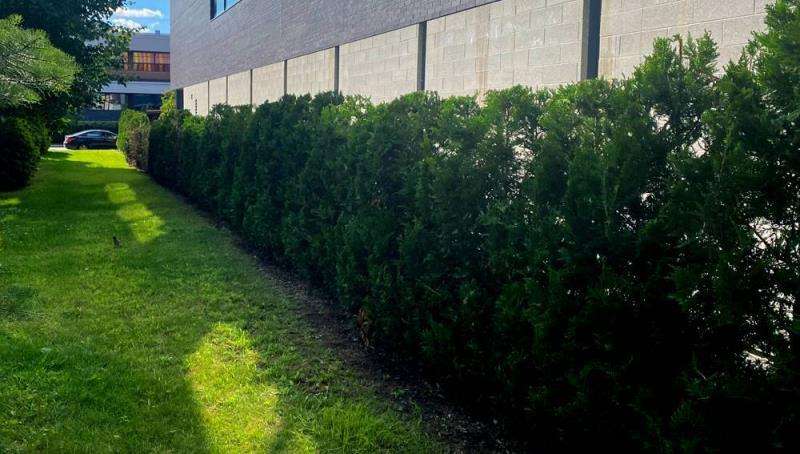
[178, 0, 774, 115]
[426, 0, 586, 98]
[599, 0, 772, 79]
[252, 62, 286, 107]
[209, 77, 228, 110]
[227, 71, 252, 107]
[286, 48, 336, 97]
[339, 25, 420, 104]
[184, 82, 209, 117]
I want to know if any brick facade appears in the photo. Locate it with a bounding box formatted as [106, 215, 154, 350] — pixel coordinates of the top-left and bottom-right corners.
[426, 0, 585, 99]
[208, 77, 227, 108]
[184, 81, 209, 116]
[227, 71, 252, 107]
[339, 25, 420, 104]
[599, 0, 771, 78]
[171, 0, 501, 89]
[252, 62, 285, 106]
[286, 48, 337, 96]
[172, 0, 773, 114]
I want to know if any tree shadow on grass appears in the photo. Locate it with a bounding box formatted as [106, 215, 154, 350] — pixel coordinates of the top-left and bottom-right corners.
[0, 151, 436, 452]
[42, 150, 71, 160]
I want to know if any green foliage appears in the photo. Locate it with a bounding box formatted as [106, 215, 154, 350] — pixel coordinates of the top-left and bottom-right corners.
[0, 114, 48, 191]
[0, 0, 131, 118]
[148, 2, 800, 449]
[0, 150, 440, 452]
[0, 15, 77, 108]
[117, 109, 150, 170]
[0, 0, 127, 188]
[160, 91, 177, 117]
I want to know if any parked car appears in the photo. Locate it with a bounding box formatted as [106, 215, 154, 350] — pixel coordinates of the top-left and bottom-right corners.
[64, 130, 117, 149]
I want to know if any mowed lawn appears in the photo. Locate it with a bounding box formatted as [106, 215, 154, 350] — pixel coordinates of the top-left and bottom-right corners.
[0, 150, 439, 453]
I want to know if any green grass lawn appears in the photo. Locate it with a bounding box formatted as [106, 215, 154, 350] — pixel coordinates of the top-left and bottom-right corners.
[0, 150, 440, 453]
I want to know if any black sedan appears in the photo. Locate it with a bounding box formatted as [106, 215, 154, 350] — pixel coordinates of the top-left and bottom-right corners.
[64, 130, 117, 149]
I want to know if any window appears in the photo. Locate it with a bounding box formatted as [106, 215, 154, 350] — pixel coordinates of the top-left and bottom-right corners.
[128, 94, 162, 110]
[95, 93, 123, 110]
[126, 52, 170, 73]
[211, 0, 239, 19]
[583, 0, 602, 80]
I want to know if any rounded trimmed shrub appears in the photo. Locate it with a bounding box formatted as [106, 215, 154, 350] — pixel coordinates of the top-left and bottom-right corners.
[0, 114, 47, 191]
[117, 109, 151, 170]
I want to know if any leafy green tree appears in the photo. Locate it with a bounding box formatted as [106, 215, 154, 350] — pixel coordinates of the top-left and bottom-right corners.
[0, 15, 77, 108]
[0, 0, 131, 115]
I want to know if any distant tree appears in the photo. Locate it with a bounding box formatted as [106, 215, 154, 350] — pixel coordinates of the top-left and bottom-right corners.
[0, 15, 77, 109]
[0, 0, 132, 116]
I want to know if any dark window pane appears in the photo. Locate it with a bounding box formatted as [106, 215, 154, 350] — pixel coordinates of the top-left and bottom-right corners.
[128, 94, 162, 110]
[212, 0, 238, 18]
[213, 0, 224, 17]
[95, 93, 122, 110]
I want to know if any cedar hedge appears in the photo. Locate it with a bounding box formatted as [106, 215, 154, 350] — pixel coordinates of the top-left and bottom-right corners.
[147, 2, 800, 450]
[117, 109, 150, 170]
[0, 113, 49, 191]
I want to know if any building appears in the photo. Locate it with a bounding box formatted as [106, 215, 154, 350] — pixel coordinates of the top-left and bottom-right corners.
[171, 0, 772, 116]
[84, 33, 170, 121]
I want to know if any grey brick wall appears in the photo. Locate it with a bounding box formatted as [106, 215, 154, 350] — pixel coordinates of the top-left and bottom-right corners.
[286, 48, 337, 96]
[173, 0, 773, 112]
[426, 0, 586, 99]
[184, 81, 208, 116]
[209, 76, 227, 108]
[599, 0, 773, 78]
[252, 62, 285, 106]
[171, 0, 502, 89]
[339, 25, 420, 103]
[227, 70, 252, 106]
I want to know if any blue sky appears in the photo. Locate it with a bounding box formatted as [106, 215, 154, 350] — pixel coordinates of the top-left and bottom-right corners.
[111, 0, 171, 34]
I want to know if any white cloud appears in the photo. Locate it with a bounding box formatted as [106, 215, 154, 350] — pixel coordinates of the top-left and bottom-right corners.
[113, 7, 164, 19]
[111, 18, 145, 30]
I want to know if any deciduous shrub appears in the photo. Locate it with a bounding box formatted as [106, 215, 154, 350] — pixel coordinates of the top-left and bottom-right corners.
[147, 2, 799, 449]
[117, 109, 150, 170]
[0, 113, 48, 191]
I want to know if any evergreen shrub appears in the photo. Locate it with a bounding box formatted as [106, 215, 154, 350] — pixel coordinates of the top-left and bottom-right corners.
[147, 2, 800, 448]
[0, 114, 48, 191]
[117, 109, 150, 170]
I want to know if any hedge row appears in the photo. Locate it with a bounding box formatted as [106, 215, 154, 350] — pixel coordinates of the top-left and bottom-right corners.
[147, 3, 799, 449]
[0, 112, 49, 191]
[117, 109, 150, 169]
